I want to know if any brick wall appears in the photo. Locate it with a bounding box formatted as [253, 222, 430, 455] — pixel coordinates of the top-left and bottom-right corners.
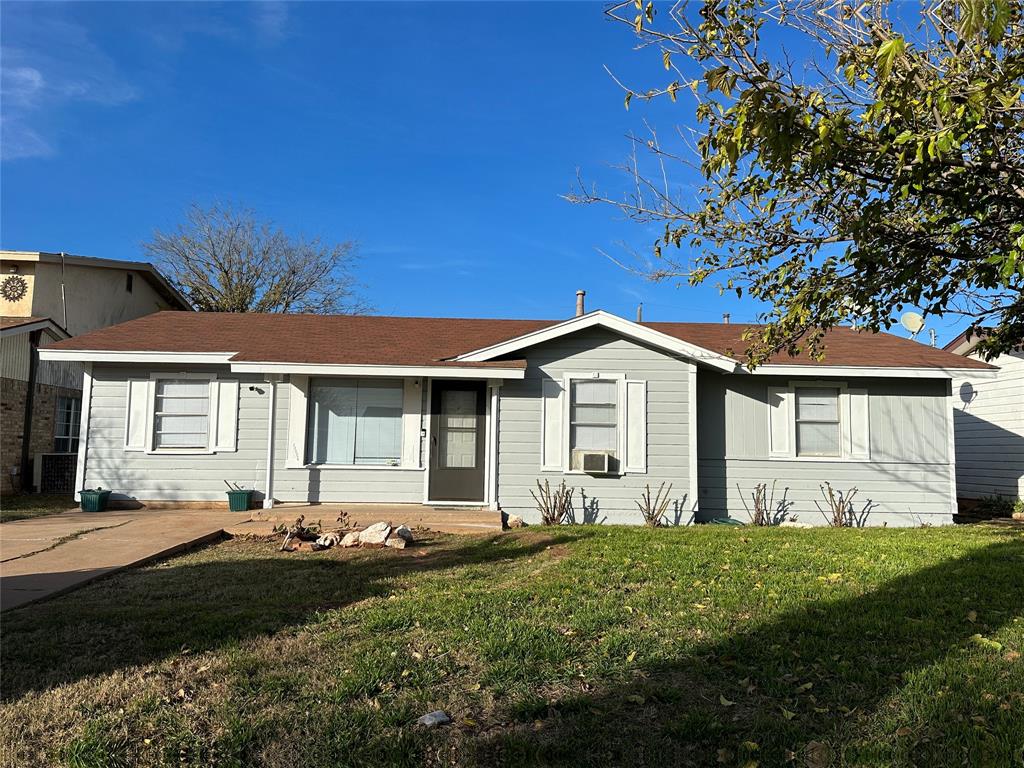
[1, 377, 82, 493]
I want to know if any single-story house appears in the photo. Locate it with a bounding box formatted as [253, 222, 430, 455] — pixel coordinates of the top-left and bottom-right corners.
[38, 300, 996, 526]
[945, 331, 1023, 500]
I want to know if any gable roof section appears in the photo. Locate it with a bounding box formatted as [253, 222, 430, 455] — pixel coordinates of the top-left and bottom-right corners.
[1, 316, 70, 339]
[453, 311, 739, 371]
[38, 309, 995, 376]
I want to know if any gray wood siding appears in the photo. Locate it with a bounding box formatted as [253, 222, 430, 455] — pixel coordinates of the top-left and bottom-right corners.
[953, 351, 1024, 498]
[497, 329, 694, 525]
[85, 365, 424, 502]
[697, 372, 954, 526]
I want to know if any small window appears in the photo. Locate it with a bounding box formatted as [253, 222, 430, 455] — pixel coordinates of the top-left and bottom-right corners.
[795, 387, 841, 457]
[569, 379, 618, 471]
[306, 379, 403, 465]
[153, 379, 210, 449]
[125, 273, 133, 293]
[54, 396, 81, 453]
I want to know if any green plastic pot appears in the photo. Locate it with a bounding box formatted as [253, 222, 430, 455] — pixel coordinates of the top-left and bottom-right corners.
[79, 488, 112, 513]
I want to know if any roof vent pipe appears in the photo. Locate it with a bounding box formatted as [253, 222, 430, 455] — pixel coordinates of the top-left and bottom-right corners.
[722, 313, 730, 324]
[575, 290, 586, 317]
[636, 303, 643, 323]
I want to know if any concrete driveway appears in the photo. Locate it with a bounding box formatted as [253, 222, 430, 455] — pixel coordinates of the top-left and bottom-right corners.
[0, 508, 245, 611]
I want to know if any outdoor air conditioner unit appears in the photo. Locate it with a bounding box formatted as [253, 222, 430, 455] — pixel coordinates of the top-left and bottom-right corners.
[580, 451, 613, 475]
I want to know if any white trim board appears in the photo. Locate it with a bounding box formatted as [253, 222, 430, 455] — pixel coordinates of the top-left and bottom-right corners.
[748, 364, 998, 379]
[453, 310, 740, 372]
[39, 350, 235, 364]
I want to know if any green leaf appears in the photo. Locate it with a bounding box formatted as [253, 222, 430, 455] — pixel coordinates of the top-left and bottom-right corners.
[875, 37, 905, 81]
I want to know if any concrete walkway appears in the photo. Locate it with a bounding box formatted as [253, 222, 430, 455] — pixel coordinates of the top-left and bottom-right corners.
[0, 503, 504, 611]
[0, 508, 244, 611]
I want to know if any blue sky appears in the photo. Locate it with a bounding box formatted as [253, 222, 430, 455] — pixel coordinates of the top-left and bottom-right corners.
[0, 1, 962, 342]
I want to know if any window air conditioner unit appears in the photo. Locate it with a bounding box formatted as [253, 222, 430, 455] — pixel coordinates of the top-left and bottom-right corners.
[580, 451, 613, 475]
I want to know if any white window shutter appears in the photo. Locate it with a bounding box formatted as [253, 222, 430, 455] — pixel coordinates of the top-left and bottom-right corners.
[286, 375, 309, 468]
[401, 378, 422, 468]
[768, 386, 791, 457]
[845, 388, 870, 460]
[124, 379, 150, 451]
[624, 379, 647, 473]
[212, 379, 239, 452]
[540, 378, 564, 470]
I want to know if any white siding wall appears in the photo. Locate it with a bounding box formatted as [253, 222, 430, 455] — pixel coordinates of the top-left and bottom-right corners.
[953, 350, 1024, 499]
[497, 329, 694, 525]
[697, 373, 954, 526]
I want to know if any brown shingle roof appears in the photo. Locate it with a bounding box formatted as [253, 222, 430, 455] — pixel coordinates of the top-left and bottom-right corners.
[644, 322, 995, 370]
[42, 311, 993, 370]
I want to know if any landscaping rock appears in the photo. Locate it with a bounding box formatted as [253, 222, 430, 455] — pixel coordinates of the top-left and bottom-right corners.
[385, 535, 407, 549]
[340, 531, 360, 548]
[393, 524, 414, 543]
[358, 521, 391, 547]
[506, 515, 526, 528]
[416, 710, 450, 728]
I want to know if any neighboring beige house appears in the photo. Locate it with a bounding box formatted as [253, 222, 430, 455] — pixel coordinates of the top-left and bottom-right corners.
[1, 251, 191, 493]
[946, 331, 1024, 501]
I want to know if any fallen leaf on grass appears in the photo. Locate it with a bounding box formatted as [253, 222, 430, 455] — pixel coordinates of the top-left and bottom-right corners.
[626, 651, 637, 662]
[970, 634, 1004, 652]
[895, 727, 913, 737]
[720, 695, 736, 707]
[967, 610, 977, 623]
[627, 694, 646, 705]
[781, 707, 797, 720]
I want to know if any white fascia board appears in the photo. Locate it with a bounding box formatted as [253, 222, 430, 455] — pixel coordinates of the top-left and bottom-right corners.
[747, 364, 999, 379]
[228, 362, 526, 379]
[37, 349, 236, 364]
[453, 310, 740, 372]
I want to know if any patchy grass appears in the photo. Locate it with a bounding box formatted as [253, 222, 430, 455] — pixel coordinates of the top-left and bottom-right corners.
[0, 494, 75, 523]
[1, 526, 1022, 767]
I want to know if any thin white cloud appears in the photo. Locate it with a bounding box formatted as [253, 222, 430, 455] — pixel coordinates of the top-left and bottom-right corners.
[1, 9, 140, 161]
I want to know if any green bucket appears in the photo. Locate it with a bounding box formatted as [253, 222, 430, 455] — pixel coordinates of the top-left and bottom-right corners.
[79, 488, 112, 513]
[226, 489, 254, 513]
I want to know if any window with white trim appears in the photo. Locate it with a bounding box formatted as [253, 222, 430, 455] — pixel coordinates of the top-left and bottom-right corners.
[54, 396, 81, 453]
[794, 386, 841, 457]
[152, 379, 211, 449]
[306, 378, 403, 465]
[569, 379, 619, 471]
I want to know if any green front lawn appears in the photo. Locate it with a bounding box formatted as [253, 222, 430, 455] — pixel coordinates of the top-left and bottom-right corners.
[2, 526, 1022, 767]
[0, 493, 75, 523]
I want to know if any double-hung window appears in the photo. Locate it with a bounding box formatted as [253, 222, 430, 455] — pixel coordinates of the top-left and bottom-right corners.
[54, 396, 81, 453]
[569, 379, 618, 471]
[306, 378, 403, 465]
[153, 379, 211, 450]
[794, 387, 841, 457]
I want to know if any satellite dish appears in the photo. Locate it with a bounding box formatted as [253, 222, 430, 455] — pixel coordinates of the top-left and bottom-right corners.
[900, 311, 925, 336]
